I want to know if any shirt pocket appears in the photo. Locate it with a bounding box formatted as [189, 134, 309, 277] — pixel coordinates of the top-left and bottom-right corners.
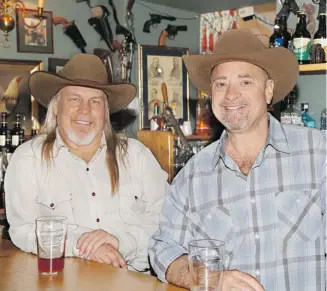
[276, 189, 323, 243]
[191, 206, 236, 243]
[118, 184, 146, 226]
[36, 192, 73, 217]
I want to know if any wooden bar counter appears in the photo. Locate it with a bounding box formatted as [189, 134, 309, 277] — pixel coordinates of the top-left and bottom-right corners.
[0, 238, 186, 291]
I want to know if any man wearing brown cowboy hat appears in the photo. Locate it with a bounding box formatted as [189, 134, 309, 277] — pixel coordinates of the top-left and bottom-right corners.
[5, 53, 168, 273]
[149, 29, 326, 290]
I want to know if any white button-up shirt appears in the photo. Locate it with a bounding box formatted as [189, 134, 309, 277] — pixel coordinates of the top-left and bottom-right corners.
[5, 133, 168, 272]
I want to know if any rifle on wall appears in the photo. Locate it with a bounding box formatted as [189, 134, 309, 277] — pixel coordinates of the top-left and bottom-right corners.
[53, 17, 87, 53]
[158, 24, 188, 46]
[276, 0, 300, 19]
[108, 0, 136, 83]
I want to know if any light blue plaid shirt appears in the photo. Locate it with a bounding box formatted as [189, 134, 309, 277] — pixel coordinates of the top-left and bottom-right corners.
[149, 114, 326, 291]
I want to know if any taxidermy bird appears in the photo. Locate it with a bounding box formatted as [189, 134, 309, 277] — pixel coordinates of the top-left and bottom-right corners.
[0, 76, 23, 113]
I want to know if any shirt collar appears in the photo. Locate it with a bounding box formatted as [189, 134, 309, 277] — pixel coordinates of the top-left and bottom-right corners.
[212, 113, 290, 169]
[266, 113, 290, 154]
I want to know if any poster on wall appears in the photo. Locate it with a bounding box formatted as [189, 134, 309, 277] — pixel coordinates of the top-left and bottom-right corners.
[200, 10, 237, 55]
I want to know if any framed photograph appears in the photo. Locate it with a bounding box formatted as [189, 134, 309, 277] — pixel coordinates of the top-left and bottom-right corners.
[48, 58, 69, 73]
[0, 59, 45, 136]
[16, 9, 54, 54]
[138, 45, 190, 129]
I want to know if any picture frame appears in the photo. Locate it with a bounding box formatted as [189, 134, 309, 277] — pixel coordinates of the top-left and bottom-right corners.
[138, 45, 190, 129]
[0, 59, 45, 136]
[48, 58, 69, 73]
[16, 9, 54, 54]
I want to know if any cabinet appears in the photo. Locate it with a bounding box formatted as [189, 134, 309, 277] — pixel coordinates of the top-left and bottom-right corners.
[137, 130, 212, 182]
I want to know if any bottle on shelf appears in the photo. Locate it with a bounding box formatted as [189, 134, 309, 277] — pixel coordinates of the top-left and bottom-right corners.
[11, 113, 23, 150]
[0, 112, 11, 152]
[195, 92, 210, 135]
[2, 135, 14, 162]
[292, 12, 311, 64]
[150, 102, 162, 131]
[320, 108, 326, 130]
[270, 15, 291, 49]
[312, 13, 326, 63]
[301, 103, 315, 128]
[280, 88, 302, 125]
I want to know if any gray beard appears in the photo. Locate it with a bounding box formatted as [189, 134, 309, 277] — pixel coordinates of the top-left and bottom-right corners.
[66, 129, 98, 146]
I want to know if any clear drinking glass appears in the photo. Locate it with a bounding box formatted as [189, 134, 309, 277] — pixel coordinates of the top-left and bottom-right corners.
[36, 216, 67, 275]
[188, 239, 225, 291]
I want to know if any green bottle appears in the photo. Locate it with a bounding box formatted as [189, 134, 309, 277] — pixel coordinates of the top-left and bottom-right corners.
[292, 12, 311, 64]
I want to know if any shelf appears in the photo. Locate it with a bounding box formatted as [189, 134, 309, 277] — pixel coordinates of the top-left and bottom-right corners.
[299, 63, 326, 72]
[185, 135, 212, 141]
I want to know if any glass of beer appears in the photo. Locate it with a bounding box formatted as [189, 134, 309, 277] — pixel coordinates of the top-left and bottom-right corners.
[36, 216, 67, 275]
[188, 239, 225, 291]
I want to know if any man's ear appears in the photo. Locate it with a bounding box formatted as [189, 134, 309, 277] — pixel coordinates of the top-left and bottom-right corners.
[265, 79, 275, 105]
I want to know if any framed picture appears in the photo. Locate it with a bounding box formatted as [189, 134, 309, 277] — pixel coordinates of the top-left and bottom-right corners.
[16, 9, 54, 54]
[48, 58, 69, 73]
[0, 59, 45, 136]
[138, 45, 190, 129]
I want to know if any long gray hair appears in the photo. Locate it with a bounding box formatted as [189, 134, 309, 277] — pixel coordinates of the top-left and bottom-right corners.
[39, 91, 128, 194]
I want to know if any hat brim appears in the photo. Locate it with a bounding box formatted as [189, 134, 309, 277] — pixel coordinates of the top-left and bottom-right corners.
[182, 47, 299, 104]
[29, 71, 137, 114]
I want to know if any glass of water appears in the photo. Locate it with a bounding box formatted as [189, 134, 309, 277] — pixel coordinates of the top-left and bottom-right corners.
[188, 239, 225, 291]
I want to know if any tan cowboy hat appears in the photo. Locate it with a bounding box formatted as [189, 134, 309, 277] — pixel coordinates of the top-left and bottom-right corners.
[182, 29, 299, 104]
[29, 53, 136, 113]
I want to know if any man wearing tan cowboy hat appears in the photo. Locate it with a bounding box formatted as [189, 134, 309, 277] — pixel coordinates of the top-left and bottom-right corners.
[149, 29, 326, 290]
[5, 53, 168, 273]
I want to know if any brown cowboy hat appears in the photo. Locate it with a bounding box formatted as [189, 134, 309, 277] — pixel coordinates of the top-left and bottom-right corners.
[29, 53, 136, 113]
[182, 29, 299, 104]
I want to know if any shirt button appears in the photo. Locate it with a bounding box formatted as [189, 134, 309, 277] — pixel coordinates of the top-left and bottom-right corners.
[86, 167, 89, 171]
[92, 192, 96, 197]
[250, 198, 256, 204]
[296, 199, 301, 204]
[50, 203, 54, 208]
[255, 233, 260, 240]
[96, 218, 100, 222]
[255, 269, 260, 276]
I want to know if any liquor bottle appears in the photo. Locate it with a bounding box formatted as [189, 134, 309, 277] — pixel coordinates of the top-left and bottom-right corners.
[313, 13, 326, 62]
[0, 112, 10, 151]
[11, 113, 22, 150]
[292, 12, 311, 64]
[31, 128, 38, 137]
[270, 17, 282, 48]
[320, 108, 326, 130]
[195, 93, 210, 135]
[150, 102, 162, 131]
[270, 16, 291, 49]
[280, 15, 292, 49]
[301, 103, 315, 128]
[0, 175, 4, 210]
[2, 135, 14, 162]
[280, 88, 302, 125]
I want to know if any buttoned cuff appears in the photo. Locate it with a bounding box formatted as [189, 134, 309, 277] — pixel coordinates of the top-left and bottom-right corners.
[154, 245, 187, 283]
[118, 232, 137, 261]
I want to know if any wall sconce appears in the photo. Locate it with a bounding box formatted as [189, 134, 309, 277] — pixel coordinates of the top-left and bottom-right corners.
[0, 0, 46, 47]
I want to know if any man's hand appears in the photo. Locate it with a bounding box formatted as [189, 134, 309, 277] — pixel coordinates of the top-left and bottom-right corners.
[87, 244, 127, 269]
[77, 229, 119, 258]
[220, 270, 265, 291]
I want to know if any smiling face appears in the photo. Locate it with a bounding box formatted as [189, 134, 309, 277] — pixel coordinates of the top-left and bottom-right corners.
[54, 86, 107, 147]
[210, 61, 274, 133]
